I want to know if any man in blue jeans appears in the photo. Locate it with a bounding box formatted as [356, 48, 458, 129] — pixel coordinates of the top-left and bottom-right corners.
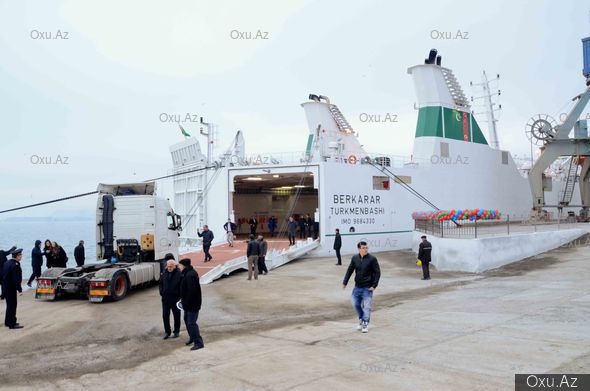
[342, 241, 381, 333]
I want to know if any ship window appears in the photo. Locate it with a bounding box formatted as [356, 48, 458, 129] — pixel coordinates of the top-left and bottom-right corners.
[440, 142, 449, 158]
[501, 151, 508, 165]
[394, 175, 412, 185]
[373, 176, 390, 190]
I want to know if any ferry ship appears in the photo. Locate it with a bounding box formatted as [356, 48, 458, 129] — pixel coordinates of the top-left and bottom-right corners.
[169, 43, 590, 258]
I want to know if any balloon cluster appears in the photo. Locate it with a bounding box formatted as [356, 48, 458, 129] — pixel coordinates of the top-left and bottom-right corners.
[412, 209, 501, 222]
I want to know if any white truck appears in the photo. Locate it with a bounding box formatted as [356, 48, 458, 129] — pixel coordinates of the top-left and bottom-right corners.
[35, 182, 182, 303]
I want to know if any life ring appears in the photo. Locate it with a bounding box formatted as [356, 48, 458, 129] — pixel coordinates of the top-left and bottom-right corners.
[348, 155, 358, 164]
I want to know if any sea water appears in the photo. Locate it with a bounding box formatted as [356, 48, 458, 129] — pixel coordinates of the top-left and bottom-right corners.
[0, 220, 96, 283]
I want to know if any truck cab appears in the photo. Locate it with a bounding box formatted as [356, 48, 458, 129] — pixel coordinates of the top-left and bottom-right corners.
[36, 181, 183, 303]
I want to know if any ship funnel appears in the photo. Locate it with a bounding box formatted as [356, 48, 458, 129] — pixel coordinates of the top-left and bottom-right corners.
[301, 95, 366, 160]
[408, 51, 489, 149]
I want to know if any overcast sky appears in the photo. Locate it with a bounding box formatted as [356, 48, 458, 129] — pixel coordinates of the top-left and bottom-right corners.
[0, 0, 589, 218]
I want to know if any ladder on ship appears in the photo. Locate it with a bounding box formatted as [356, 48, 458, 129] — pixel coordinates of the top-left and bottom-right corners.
[560, 156, 578, 206]
[441, 68, 470, 108]
[328, 104, 354, 133]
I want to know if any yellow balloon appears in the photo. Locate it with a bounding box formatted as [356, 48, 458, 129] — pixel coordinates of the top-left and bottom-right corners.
[416, 259, 422, 266]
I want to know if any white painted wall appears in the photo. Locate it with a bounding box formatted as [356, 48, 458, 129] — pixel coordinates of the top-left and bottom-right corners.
[412, 229, 587, 273]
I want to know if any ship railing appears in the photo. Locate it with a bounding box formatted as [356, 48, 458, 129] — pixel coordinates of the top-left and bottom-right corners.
[414, 213, 581, 239]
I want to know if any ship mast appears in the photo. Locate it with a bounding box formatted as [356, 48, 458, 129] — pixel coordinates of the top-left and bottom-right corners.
[470, 71, 501, 149]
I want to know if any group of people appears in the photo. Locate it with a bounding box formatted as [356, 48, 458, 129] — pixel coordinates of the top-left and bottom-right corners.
[222, 215, 313, 245]
[158, 254, 204, 351]
[0, 239, 87, 330]
[246, 234, 268, 280]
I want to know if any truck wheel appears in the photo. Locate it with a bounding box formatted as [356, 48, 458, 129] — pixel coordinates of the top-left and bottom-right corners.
[111, 272, 129, 301]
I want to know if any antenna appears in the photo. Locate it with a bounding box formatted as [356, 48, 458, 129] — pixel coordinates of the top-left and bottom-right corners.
[470, 71, 502, 149]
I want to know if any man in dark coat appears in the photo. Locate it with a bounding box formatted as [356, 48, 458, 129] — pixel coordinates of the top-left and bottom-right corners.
[249, 216, 258, 236]
[257, 235, 268, 275]
[306, 214, 314, 238]
[74, 240, 85, 267]
[159, 254, 182, 339]
[246, 234, 260, 280]
[179, 258, 204, 351]
[3, 248, 24, 329]
[197, 225, 214, 263]
[287, 216, 297, 246]
[268, 216, 277, 238]
[418, 235, 433, 280]
[298, 216, 306, 239]
[0, 245, 17, 300]
[342, 241, 381, 333]
[27, 240, 44, 287]
[333, 228, 342, 265]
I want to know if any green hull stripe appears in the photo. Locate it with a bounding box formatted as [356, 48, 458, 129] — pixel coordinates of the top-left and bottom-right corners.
[415, 106, 488, 145]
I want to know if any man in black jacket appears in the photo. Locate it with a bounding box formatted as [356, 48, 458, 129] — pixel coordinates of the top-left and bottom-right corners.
[249, 216, 258, 236]
[418, 235, 433, 280]
[3, 248, 23, 329]
[246, 234, 260, 280]
[333, 228, 342, 265]
[197, 225, 214, 263]
[0, 245, 17, 300]
[74, 240, 85, 267]
[179, 258, 204, 351]
[27, 240, 43, 287]
[257, 235, 268, 275]
[159, 254, 182, 339]
[342, 241, 380, 333]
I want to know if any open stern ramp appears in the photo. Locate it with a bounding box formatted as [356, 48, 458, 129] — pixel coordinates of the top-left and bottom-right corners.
[198, 239, 319, 284]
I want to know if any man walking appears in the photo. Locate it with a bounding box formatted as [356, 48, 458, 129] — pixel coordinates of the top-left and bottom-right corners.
[268, 216, 277, 238]
[333, 229, 342, 265]
[27, 240, 43, 287]
[159, 254, 182, 339]
[0, 245, 17, 300]
[3, 248, 24, 329]
[197, 225, 214, 263]
[249, 216, 258, 236]
[223, 219, 237, 247]
[257, 235, 268, 275]
[74, 240, 85, 267]
[298, 216, 306, 239]
[306, 214, 314, 238]
[418, 235, 432, 280]
[246, 234, 260, 280]
[287, 216, 297, 246]
[179, 258, 204, 351]
[342, 241, 380, 333]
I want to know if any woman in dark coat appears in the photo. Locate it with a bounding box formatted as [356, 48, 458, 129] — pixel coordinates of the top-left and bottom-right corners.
[44, 239, 55, 268]
[52, 242, 68, 268]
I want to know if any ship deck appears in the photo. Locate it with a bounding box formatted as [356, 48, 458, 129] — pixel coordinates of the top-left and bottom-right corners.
[181, 237, 293, 279]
